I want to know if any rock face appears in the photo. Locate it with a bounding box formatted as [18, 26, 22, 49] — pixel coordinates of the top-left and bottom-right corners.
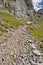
[37, 9, 43, 15]
[15, 0, 28, 18]
[15, 0, 34, 18]
[0, 0, 34, 18]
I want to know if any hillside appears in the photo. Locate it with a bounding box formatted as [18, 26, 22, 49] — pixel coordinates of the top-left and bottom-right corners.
[0, 0, 43, 65]
[0, 0, 34, 18]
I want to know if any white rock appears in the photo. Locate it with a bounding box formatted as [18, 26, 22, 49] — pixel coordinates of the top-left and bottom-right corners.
[27, 21, 32, 25]
[33, 50, 41, 55]
[31, 44, 36, 49]
[14, 54, 16, 59]
[10, 51, 14, 56]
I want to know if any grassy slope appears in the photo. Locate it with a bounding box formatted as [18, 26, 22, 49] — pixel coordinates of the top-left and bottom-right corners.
[0, 11, 43, 40]
[27, 13, 43, 40]
[0, 12, 22, 30]
[28, 22, 43, 40]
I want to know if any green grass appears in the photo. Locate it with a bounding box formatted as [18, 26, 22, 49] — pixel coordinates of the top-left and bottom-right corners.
[19, 18, 30, 24]
[38, 22, 43, 28]
[0, 26, 3, 30]
[2, 22, 11, 30]
[0, 7, 15, 11]
[28, 22, 43, 40]
[0, 12, 22, 30]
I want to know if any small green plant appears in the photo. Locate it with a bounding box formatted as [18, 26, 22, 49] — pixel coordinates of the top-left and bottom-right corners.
[27, 49, 30, 55]
[0, 26, 3, 30]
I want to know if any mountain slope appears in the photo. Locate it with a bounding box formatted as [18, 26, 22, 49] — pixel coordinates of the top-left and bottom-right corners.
[0, 0, 34, 18]
[0, 0, 43, 65]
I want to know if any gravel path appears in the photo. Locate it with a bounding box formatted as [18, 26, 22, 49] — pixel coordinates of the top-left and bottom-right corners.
[0, 25, 43, 65]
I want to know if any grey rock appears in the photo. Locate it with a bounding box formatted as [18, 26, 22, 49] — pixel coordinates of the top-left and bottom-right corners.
[33, 50, 41, 56]
[27, 21, 32, 25]
[31, 44, 36, 49]
[10, 51, 14, 56]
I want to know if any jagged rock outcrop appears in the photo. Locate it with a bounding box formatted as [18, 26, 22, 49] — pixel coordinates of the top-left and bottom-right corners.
[15, 0, 34, 18]
[0, 0, 34, 18]
[37, 9, 43, 15]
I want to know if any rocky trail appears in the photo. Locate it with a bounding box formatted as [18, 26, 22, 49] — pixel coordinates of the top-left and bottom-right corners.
[0, 24, 43, 65]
